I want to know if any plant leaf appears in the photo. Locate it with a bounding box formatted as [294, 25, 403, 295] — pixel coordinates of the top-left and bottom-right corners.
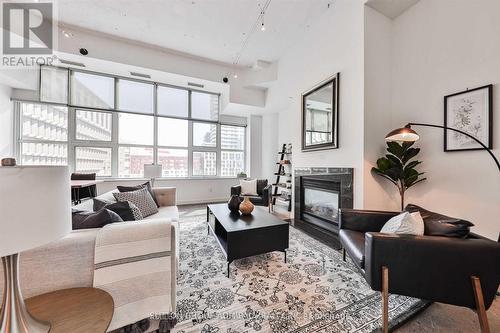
[376, 157, 391, 171]
[386, 154, 403, 168]
[402, 148, 420, 164]
[386, 141, 404, 159]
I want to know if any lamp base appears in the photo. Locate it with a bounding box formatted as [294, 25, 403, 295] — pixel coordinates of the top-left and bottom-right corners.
[1, 254, 50, 333]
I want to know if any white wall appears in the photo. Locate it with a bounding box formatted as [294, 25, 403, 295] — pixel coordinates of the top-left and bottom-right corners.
[0, 84, 13, 158]
[265, 0, 366, 212]
[363, 7, 399, 211]
[249, 115, 263, 178]
[365, 0, 500, 239]
[261, 113, 280, 182]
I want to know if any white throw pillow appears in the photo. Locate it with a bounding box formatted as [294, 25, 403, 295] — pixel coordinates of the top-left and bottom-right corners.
[380, 211, 424, 235]
[240, 179, 258, 196]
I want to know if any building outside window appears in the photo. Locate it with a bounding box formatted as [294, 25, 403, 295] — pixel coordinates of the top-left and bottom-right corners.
[15, 66, 246, 178]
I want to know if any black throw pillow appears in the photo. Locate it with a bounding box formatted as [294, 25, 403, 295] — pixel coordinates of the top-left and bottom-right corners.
[72, 208, 123, 230]
[93, 199, 138, 221]
[405, 204, 474, 238]
[117, 182, 159, 207]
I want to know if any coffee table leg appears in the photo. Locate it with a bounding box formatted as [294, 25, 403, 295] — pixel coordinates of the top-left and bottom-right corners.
[227, 261, 231, 278]
[284, 250, 287, 263]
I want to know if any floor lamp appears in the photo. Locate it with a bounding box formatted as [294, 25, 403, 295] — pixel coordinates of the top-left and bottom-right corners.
[385, 122, 500, 172]
[0, 166, 71, 333]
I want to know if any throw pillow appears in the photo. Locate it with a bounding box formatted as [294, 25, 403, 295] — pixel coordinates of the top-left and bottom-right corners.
[405, 204, 474, 237]
[117, 182, 159, 208]
[380, 211, 424, 235]
[113, 187, 159, 218]
[72, 208, 123, 230]
[92, 199, 143, 221]
[240, 179, 258, 196]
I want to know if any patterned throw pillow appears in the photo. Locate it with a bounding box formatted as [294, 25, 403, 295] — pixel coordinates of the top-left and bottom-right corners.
[113, 187, 158, 218]
[380, 211, 424, 235]
[93, 199, 143, 221]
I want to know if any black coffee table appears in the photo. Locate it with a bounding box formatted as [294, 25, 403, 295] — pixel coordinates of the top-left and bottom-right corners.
[207, 203, 289, 277]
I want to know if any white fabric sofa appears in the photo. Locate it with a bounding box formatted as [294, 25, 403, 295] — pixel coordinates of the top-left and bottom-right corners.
[0, 187, 179, 332]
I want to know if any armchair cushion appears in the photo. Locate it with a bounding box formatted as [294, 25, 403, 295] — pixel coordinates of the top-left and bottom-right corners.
[405, 204, 474, 237]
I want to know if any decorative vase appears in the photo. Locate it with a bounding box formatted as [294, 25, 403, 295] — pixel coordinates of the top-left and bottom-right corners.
[227, 195, 242, 212]
[239, 197, 254, 215]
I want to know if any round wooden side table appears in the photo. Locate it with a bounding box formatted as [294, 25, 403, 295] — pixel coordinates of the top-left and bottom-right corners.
[25, 287, 113, 333]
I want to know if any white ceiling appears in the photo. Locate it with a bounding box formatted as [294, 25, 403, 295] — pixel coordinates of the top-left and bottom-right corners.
[56, 0, 333, 67]
[366, 0, 419, 19]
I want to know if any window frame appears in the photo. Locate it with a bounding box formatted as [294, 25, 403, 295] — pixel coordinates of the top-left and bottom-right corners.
[14, 66, 245, 179]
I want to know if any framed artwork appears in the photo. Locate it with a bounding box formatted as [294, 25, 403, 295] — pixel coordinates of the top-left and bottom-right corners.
[444, 84, 493, 151]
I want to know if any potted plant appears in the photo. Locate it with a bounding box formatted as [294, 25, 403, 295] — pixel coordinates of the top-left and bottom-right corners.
[237, 171, 248, 179]
[371, 141, 426, 211]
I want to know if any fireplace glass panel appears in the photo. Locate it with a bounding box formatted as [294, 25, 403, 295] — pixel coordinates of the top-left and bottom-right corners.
[303, 188, 339, 222]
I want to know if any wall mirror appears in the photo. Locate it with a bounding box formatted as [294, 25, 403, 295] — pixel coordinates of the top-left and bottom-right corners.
[302, 73, 339, 151]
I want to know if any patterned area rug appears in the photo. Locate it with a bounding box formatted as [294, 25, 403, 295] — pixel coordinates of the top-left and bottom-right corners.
[173, 210, 428, 333]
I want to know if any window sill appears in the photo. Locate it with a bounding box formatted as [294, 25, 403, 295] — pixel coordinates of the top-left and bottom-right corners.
[99, 177, 239, 182]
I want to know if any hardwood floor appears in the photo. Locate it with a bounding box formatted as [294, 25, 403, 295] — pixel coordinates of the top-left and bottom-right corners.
[178, 203, 500, 332]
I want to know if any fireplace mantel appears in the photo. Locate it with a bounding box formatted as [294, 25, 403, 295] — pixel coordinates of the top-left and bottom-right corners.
[294, 167, 353, 247]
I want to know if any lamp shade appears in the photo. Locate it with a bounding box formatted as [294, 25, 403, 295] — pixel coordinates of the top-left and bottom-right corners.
[385, 126, 420, 142]
[0, 166, 71, 257]
[144, 164, 162, 178]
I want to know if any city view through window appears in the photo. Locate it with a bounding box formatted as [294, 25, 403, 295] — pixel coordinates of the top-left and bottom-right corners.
[17, 67, 246, 178]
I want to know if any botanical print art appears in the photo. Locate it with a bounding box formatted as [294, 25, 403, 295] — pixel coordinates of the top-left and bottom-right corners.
[445, 86, 491, 150]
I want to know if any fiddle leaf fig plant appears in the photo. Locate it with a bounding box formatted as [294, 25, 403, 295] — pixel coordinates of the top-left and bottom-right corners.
[371, 141, 426, 211]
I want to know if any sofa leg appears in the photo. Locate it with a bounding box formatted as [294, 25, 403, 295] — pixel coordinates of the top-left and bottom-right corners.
[342, 248, 346, 262]
[382, 266, 389, 333]
[471, 276, 490, 333]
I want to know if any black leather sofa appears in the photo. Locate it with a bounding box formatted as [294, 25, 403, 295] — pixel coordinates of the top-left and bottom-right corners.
[339, 207, 500, 333]
[231, 179, 272, 206]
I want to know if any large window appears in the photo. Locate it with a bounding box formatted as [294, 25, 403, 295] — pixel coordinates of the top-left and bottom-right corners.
[19, 102, 68, 165]
[221, 125, 245, 176]
[15, 67, 246, 178]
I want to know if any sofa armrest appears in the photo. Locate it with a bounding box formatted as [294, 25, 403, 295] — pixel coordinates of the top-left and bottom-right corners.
[364, 232, 500, 310]
[231, 185, 241, 196]
[339, 209, 399, 232]
[0, 229, 98, 299]
[262, 184, 272, 205]
[153, 187, 176, 207]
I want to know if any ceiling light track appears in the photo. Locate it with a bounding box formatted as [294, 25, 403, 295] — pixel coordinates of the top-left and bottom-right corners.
[231, 0, 272, 68]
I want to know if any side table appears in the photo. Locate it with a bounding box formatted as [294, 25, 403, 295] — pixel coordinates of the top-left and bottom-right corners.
[25, 287, 113, 333]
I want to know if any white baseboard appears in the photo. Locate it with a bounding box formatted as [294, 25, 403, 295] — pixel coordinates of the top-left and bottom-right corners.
[177, 197, 227, 206]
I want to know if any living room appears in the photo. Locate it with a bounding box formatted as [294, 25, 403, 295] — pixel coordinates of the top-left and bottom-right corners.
[0, 0, 499, 333]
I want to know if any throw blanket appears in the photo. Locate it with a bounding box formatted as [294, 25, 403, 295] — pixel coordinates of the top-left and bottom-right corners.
[93, 219, 176, 332]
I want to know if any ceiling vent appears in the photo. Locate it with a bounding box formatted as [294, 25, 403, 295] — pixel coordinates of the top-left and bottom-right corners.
[188, 82, 204, 88]
[58, 59, 86, 67]
[130, 71, 151, 79]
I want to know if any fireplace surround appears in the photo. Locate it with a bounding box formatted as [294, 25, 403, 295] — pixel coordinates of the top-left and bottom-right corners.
[294, 167, 353, 246]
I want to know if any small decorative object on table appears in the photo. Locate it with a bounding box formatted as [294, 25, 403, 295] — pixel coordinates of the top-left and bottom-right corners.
[1, 157, 16, 166]
[227, 195, 242, 213]
[239, 196, 254, 215]
[237, 171, 247, 179]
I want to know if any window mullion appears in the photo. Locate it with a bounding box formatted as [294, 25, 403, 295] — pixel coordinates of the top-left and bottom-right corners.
[188, 120, 193, 177]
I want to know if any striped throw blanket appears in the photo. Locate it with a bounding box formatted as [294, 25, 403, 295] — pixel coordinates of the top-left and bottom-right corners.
[93, 219, 176, 332]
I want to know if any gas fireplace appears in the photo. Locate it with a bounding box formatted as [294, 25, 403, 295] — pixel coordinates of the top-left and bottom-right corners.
[294, 167, 353, 244]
